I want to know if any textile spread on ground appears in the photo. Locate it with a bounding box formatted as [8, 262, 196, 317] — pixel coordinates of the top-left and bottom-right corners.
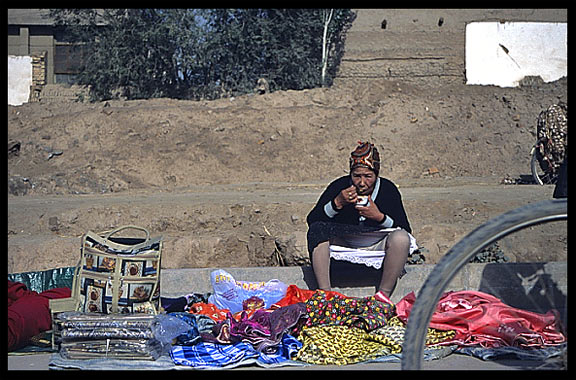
[40, 271, 567, 369]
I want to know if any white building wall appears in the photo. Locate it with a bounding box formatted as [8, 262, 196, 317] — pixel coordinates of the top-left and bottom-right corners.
[466, 22, 567, 87]
[8, 55, 33, 106]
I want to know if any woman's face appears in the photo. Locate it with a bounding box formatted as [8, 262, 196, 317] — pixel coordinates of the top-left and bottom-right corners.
[351, 167, 377, 195]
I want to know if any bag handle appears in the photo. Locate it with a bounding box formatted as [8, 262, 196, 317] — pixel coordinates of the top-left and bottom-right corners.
[103, 225, 150, 241]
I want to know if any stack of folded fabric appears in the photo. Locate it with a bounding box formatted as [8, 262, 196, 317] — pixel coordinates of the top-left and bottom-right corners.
[53, 312, 163, 360]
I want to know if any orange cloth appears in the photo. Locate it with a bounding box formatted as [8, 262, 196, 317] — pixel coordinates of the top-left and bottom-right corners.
[271, 284, 348, 309]
[188, 302, 260, 322]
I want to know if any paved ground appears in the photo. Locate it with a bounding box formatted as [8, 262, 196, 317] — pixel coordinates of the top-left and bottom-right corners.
[8, 263, 567, 371]
[7, 350, 564, 371]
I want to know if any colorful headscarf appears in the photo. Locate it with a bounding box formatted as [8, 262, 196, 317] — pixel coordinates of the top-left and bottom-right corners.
[349, 141, 380, 174]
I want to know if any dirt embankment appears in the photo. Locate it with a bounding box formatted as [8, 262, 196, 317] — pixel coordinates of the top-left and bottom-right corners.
[7, 78, 568, 273]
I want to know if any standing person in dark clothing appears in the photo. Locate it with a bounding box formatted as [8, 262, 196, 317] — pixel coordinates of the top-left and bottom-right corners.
[553, 155, 567, 199]
[306, 141, 414, 304]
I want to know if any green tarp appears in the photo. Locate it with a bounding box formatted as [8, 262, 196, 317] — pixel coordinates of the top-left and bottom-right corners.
[8, 266, 76, 293]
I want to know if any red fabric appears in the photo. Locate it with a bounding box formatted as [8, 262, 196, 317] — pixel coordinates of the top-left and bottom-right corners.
[189, 302, 230, 322]
[189, 285, 348, 323]
[7, 281, 71, 351]
[188, 302, 261, 323]
[395, 290, 566, 348]
[271, 284, 349, 308]
[189, 285, 348, 322]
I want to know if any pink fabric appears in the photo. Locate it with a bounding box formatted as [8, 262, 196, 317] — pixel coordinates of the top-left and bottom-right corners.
[396, 290, 566, 348]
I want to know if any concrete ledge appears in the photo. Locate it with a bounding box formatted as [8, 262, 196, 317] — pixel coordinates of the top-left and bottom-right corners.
[161, 261, 567, 324]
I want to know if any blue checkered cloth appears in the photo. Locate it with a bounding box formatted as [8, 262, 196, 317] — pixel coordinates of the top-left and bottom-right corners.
[170, 334, 304, 369]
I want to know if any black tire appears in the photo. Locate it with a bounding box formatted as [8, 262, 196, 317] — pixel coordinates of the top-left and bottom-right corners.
[401, 199, 567, 370]
[531, 146, 557, 185]
[531, 146, 544, 185]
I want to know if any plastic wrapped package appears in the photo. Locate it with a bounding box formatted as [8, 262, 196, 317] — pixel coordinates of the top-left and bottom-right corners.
[60, 339, 164, 360]
[54, 312, 156, 338]
[207, 269, 288, 313]
[151, 313, 200, 346]
[61, 327, 154, 340]
[54, 312, 163, 360]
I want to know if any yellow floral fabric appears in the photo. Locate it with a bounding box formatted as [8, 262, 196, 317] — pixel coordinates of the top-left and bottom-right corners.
[296, 325, 395, 365]
[295, 316, 456, 365]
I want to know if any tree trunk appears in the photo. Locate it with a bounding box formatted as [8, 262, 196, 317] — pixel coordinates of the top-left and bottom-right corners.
[321, 9, 334, 87]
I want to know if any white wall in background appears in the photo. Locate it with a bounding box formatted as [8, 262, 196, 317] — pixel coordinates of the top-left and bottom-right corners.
[8, 55, 33, 106]
[466, 22, 567, 87]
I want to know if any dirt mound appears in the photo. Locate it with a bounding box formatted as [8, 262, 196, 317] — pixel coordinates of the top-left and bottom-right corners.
[8, 78, 567, 195]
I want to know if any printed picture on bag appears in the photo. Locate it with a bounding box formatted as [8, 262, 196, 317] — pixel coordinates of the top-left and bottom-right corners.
[129, 283, 153, 301]
[85, 240, 113, 254]
[80, 277, 106, 293]
[85, 283, 104, 313]
[142, 260, 158, 276]
[123, 261, 144, 277]
[105, 303, 132, 313]
[104, 279, 126, 303]
[84, 253, 95, 270]
[98, 256, 116, 272]
[133, 301, 156, 314]
[83, 253, 116, 273]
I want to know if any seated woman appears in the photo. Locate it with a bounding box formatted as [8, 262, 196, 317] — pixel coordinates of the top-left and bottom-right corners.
[306, 141, 414, 304]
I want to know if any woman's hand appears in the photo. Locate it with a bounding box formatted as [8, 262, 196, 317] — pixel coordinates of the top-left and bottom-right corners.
[334, 185, 357, 209]
[355, 198, 386, 222]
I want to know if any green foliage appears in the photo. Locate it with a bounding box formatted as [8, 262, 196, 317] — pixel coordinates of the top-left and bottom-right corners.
[49, 9, 355, 101]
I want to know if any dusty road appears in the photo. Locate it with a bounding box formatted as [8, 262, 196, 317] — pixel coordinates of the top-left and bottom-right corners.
[8, 178, 565, 274]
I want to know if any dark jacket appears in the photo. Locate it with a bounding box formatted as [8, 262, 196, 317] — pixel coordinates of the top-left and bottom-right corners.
[306, 175, 412, 233]
[553, 155, 567, 199]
